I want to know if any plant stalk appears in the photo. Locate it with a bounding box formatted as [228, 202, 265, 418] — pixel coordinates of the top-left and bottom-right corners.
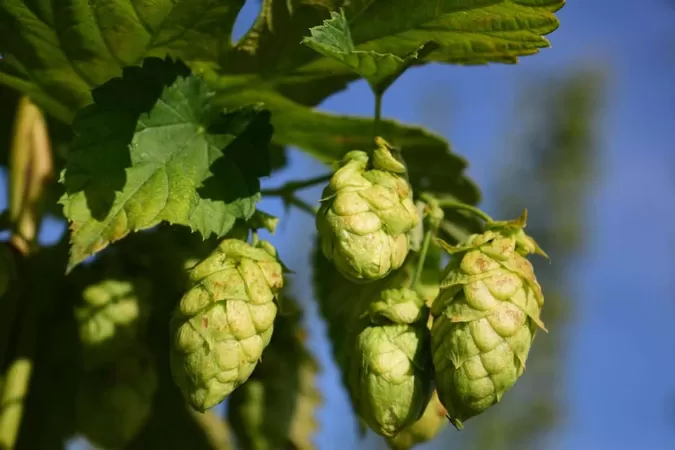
[411, 196, 444, 289]
[411, 228, 433, 289]
[432, 197, 493, 224]
[0, 97, 53, 449]
[260, 173, 332, 196]
[373, 91, 383, 143]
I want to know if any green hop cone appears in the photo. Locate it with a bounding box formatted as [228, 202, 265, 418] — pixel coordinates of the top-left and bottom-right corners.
[170, 238, 284, 412]
[430, 211, 548, 428]
[316, 137, 419, 283]
[75, 351, 158, 449]
[229, 296, 321, 450]
[387, 390, 448, 450]
[349, 287, 433, 437]
[75, 278, 152, 369]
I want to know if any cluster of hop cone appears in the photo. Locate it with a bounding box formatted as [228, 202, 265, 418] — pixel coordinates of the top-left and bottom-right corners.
[167, 137, 548, 448]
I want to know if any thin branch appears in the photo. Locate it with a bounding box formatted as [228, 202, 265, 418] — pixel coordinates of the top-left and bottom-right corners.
[261, 173, 332, 196]
[262, 174, 327, 216]
[284, 195, 318, 216]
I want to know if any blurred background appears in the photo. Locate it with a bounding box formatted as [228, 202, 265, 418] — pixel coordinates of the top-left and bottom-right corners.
[3, 0, 675, 449]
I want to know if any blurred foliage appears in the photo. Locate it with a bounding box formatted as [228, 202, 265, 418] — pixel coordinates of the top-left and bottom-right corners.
[446, 69, 606, 450]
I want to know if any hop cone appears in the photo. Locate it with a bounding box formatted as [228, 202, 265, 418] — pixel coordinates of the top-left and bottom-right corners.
[170, 239, 284, 412]
[75, 352, 158, 449]
[316, 137, 419, 283]
[430, 212, 547, 428]
[349, 287, 433, 437]
[387, 390, 448, 450]
[75, 278, 151, 368]
[229, 296, 321, 450]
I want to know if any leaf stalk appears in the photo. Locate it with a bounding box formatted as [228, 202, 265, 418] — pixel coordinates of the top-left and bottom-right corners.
[426, 194, 493, 224]
[411, 195, 444, 288]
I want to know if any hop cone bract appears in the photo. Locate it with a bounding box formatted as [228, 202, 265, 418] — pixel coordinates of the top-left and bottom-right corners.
[75, 278, 151, 368]
[170, 239, 284, 412]
[316, 137, 419, 283]
[229, 296, 321, 450]
[75, 351, 158, 449]
[349, 287, 432, 437]
[387, 390, 448, 450]
[431, 213, 547, 428]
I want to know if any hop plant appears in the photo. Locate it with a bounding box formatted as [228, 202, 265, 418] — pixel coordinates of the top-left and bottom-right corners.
[316, 137, 419, 283]
[75, 278, 152, 369]
[75, 351, 158, 449]
[170, 238, 284, 412]
[349, 287, 433, 437]
[430, 212, 547, 428]
[228, 296, 321, 450]
[387, 390, 448, 450]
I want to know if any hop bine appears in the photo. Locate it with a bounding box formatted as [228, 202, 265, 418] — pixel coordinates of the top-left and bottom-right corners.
[316, 137, 419, 283]
[170, 238, 284, 412]
[430, 211, 548, 429]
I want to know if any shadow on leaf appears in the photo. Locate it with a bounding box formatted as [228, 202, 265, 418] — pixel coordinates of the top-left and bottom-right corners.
[62, 57, 191, 221]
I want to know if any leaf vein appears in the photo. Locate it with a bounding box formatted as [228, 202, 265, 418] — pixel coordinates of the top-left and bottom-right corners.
[128, 0, 154, 35]
[87, 1, 127, 67]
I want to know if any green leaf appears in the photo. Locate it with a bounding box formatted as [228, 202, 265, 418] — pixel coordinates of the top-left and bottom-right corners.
[215, 88, 482, 242]
[302, 9, 426, 90]
[227, 0, 564, 105]
[59, 57, 272, 272]
[297, 0, 565, 80]
[228, 294, 321, 449]
[0, 0, 247, 121]
[1, 0, 564, 125]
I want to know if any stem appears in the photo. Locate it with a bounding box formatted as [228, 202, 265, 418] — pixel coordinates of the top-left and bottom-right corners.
[373, 91, 383, 143]
[262, 190, 317, 216]
[0, 97, 53, 448]
[284, 195, 318, 216]
[432, 198, 493, 223]
[260, 173, 331, 196]
[411, 228, 433, 289]
[262, 175, 321, 217]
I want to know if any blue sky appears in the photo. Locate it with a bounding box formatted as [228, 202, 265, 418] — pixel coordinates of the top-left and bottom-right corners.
[12, 0, 673, 448]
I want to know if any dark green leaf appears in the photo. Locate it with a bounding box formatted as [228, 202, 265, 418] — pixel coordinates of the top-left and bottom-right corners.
[226, 0, 565, 105]
[297, 0, 565, 80]
[0, 0, 247, 120]
[59, 57, 272, 272]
